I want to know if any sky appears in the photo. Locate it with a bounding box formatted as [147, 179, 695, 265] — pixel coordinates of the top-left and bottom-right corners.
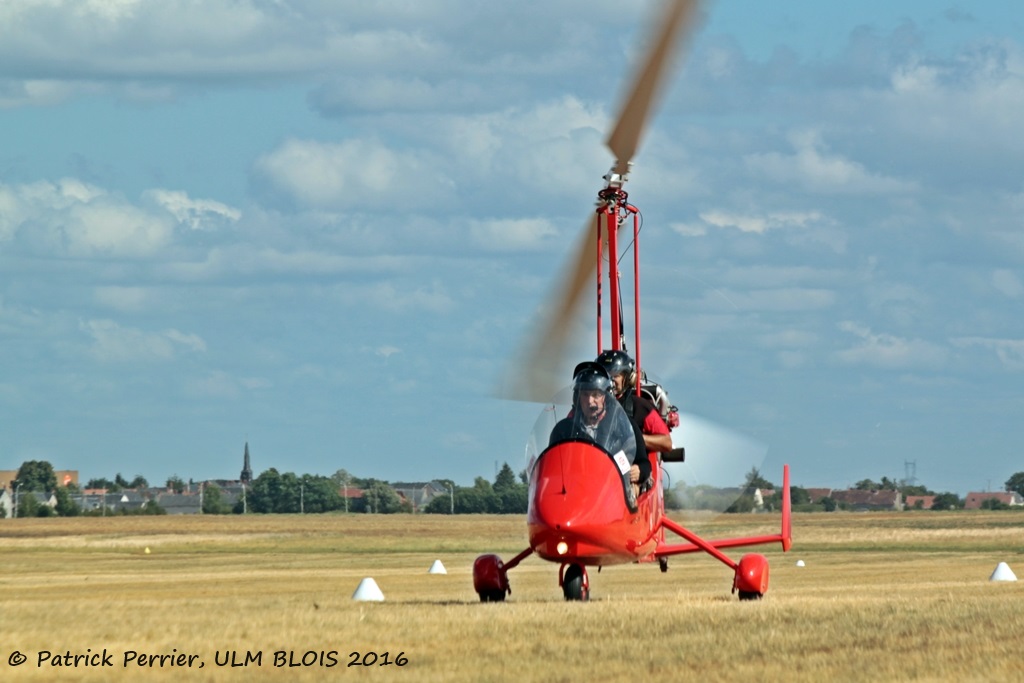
[1, 0, 1022, 496]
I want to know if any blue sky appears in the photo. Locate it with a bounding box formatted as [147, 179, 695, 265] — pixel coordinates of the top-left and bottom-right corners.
[1, 1, 1022, 495]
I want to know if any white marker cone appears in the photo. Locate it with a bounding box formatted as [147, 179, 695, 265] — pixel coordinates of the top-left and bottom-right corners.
[352, 578, 385, 601]
[428, 560, 447, 575]
[990, 562, 1017, 582]
[795, 560, 805, 567]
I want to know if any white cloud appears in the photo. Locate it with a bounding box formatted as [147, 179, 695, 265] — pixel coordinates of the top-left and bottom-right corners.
[63, 202, 174, 257]
[0, 179, 176, 257]
[745, 130, 918, 195]
[0, 296, 45, 336]
[254, 137, 455, 211]
[776, 350, 807, 370]
[992, 269, 1023, 298]
[469, 218, 558, 252]
[951, 337, 1024, 371]
[878, 42, 1024, 154]
[425, 95, 610, 202]
[93, 286, 151, 313]
[863, 281, 932, 327]
[756, 329, 818, 370]
[375, 346, 401, 359]
[758, 329, 818, 348]
[698, 288, 835, 312]
[0, 79, 76, 108]
[333, 280, 454, 315]
[146, 190, 241, 230]
[677, 208, 847, 252]
[310, 76, 487, 114]
[0, 2, 447, 95]
[184, 370, 271, 398]
[155, 246, 409, 282]
[699, 209, 824, 234]
[670, 222, 707, 237]
[261, 95, 612, 216]
[81, 319, 206, 363]
[718, 265, 844, 289]
[835, 321, 948, 369]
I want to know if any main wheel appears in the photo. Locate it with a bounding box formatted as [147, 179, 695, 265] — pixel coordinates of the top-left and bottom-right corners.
[562, 564, 589, 601]
[479, 589, 506, 603]
[737, 590, 762, 601]
[473, 554, 509, 603]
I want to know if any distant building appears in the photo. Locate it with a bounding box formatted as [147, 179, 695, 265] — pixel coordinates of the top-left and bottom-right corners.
[156, 492, 203, 515]
[240, 442, 253, 484]
[391, 482, 448, 512]
[963, 491, 1024, 510]
[804, 488, 834, 504]
[0, 488, 56, 517]
[904, 495, 936, 510]
[753, 488, 775, 509]
[73, 490, 147, 514]
[829, 489, 903, 511]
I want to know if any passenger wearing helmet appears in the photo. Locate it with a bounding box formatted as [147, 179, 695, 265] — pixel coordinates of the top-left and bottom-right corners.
[549, 362, 651, 502]
[595, 349, 672, 458]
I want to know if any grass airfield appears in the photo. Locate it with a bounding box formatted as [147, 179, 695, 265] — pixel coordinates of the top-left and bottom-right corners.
[2, 512, 1023, 682]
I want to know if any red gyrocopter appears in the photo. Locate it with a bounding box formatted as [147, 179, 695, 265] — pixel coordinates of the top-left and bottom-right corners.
[474, 0, 792, 602]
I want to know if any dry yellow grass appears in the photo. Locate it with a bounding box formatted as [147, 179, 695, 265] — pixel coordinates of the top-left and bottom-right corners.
[2, 512, 1023, 682]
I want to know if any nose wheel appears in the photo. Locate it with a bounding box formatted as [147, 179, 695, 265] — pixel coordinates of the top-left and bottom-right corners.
[562, 563, 590, 601]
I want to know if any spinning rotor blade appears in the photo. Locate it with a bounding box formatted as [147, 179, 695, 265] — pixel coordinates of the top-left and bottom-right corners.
[500, 0, 702, 403]
[501, 214, 608, 403]
[606, 0, 700, 176]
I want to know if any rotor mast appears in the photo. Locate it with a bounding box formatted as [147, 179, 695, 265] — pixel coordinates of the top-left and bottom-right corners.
[500, 0, 698, 404]
[595, 164, 642, 377]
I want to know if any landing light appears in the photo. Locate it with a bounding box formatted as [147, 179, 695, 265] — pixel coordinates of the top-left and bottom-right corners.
[556, 541, 569, 556]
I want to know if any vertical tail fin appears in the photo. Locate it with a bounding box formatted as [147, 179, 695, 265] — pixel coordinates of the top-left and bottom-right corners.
[781, 464, 792, 552]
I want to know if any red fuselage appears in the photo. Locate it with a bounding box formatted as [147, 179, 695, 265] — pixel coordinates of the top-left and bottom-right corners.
[527, 441, 662, 566]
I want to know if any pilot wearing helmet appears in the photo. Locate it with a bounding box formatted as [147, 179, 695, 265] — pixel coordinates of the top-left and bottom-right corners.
[595, 349, 672, 458]
[549, 362, 651, 503]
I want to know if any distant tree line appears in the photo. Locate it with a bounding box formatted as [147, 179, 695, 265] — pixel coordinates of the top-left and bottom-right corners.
[7, 459, 1024, 519]
[668, 468, 1024, 514]
[723, 468, 1024, 513]
[4, 460, 163, 518]
[422, 463, 528, 514]
[0, 459, 531, 518]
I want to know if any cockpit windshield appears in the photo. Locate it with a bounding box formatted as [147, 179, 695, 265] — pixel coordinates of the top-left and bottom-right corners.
[525, 390, 637, 479]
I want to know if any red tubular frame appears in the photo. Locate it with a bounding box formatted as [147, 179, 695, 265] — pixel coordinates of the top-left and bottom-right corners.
[596, 211, 604, 354]
[630, 205, 641, 379]
[596, 199, 641, 357]
[654, 465, 792, 569]
[480, 186, 794, 600]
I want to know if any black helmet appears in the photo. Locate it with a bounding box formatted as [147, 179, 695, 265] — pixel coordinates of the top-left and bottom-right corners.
[596, 349, 635, 380]
[571, 361, 612, 394]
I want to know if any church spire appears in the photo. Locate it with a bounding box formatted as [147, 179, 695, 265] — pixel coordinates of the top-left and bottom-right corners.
[240, 442, 253, 484]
